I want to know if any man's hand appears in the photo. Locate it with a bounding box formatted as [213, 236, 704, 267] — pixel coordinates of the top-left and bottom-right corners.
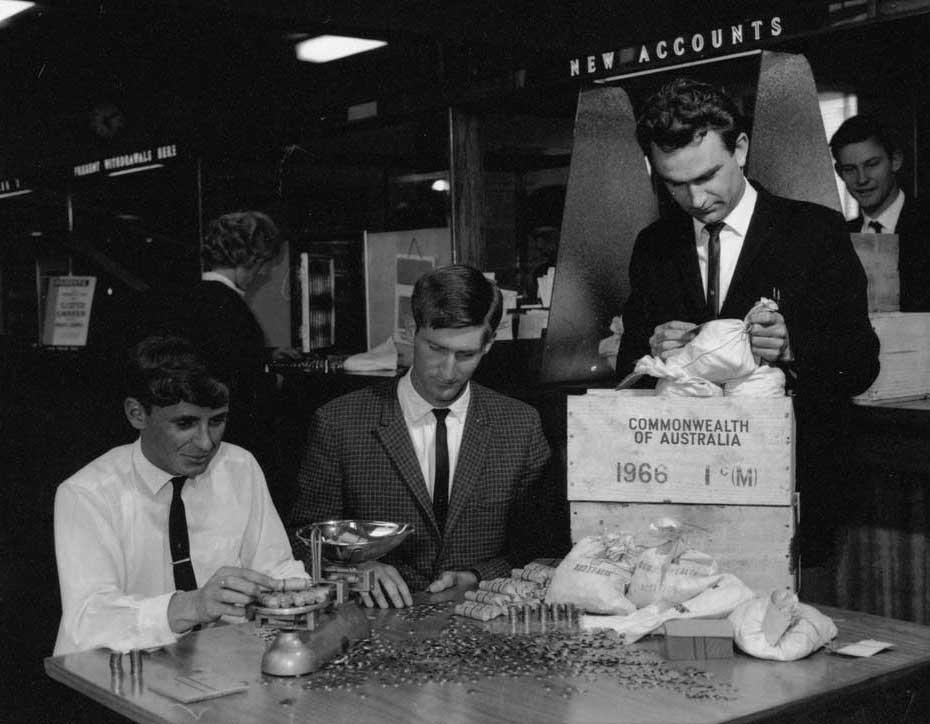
[167, 566, 277, 633]
[358, 561, 413, 609]
[427, 570, 478, 594]
[747, 308, 791, 363]
[650, 320, 700, 360]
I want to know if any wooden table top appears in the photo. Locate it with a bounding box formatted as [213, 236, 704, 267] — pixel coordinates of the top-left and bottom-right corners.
[46, 603, 930, 724]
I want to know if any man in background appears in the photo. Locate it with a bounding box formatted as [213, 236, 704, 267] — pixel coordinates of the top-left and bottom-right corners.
[54, 335, 306, 655]
[289, 264, 551, 608]
[148, 210, 286, 505]
[830, 114, 930, 311]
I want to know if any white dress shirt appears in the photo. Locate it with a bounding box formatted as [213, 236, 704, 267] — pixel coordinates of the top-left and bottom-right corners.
[396, 370, 470, 501]
[54, 439, 306, 655]
[693, 180, 758, 307]
[860, 188, 904, 233]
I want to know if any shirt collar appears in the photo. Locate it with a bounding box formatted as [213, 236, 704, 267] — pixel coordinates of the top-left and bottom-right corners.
[397, 369, 471, 424]
[132, 437, 178, 495]
[692, 178, 758, 240]
[863, 188, 904, 232]
[202, 270, 244, 297]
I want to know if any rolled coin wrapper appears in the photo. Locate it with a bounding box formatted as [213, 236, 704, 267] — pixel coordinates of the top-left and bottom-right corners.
[259, 585, 330, 608]
[454, 602, 506, 621]
[464, 590, 512, 606]
[517, 562, 557, 584]
[277, 577, 314, 592]
[479, 578, 540, 598]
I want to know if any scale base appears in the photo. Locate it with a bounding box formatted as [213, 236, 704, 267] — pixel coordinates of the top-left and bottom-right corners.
[261, 603, 371, 677]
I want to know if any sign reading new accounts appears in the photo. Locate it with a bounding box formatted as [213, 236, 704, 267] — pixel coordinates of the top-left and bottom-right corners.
[568, 14, 789, 79]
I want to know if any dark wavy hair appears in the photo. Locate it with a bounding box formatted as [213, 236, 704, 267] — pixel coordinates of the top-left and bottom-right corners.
[201, 211, 282, 271]
[829, 115, 899, 160]
[124, 335, 229, 411]
[636, 78, 746, 154]
[411, 264, 503, 344]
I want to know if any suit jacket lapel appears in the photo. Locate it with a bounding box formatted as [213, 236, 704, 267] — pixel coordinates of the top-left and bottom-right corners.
[374, 384, 438, 533]
[897, 195, 916, 237]
[722, 185, 775, 318]
[444, 385, 490, 540]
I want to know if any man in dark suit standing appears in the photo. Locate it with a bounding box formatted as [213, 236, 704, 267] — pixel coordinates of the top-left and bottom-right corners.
[830, 114, 930, 312]
[617, 78, 879, 567]
[289, 264, 551, 608]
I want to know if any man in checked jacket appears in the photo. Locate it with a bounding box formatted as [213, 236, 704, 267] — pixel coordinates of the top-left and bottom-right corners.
[288, 264, 551, 608]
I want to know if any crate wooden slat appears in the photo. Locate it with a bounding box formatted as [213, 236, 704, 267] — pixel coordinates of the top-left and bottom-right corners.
[570, 501, 796, 595]
[568, 390, 794, 506]
[855, 312, 930, 402]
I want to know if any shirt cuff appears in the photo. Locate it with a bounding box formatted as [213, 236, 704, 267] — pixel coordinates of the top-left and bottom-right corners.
[139, 591, 181, 644]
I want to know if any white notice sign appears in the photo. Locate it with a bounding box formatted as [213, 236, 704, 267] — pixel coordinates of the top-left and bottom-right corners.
[43, 276, 97, 347]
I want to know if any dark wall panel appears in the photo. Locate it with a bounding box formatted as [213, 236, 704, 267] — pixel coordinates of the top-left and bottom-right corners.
[541, 85, 657, 384]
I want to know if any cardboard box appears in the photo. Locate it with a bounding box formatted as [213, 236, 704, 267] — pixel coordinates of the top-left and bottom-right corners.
[567, 390, 797, 594]
[855, 312, 930, 402]
[851, 232, 899, 313]
[662, 619, 734, 660]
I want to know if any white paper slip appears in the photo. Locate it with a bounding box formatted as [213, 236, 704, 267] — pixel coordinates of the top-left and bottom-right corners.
[148, 672, 249, 703]
[833, 639, 895, 657]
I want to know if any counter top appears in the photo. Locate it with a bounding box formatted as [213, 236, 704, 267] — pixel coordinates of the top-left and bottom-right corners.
[46, 599, 930, 724]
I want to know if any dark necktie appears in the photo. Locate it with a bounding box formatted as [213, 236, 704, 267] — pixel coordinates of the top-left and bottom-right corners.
[169, 476, 198, 591]
[868, 220, 883, 233]
[432, 409, 450, 534]
[705, 222, 725, 317]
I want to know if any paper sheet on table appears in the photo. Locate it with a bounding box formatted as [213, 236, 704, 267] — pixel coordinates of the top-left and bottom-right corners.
[344, 337, 398, 372]
[148, 671, 249, 703]
[833, 639, 895, 657]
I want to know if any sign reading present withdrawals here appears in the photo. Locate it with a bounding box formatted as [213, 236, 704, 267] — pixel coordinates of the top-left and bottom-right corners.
[567, 390, 794, 506]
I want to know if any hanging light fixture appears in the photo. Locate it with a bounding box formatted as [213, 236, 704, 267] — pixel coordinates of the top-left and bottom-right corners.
[296, 35, 387, 63]
[0, 1, 34, 24]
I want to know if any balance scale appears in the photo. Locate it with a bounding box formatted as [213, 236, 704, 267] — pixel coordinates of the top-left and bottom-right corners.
[248, 520, 413, 676]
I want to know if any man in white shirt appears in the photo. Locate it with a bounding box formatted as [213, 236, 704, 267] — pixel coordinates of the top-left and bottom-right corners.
[289, 265, 551, 608]
[830, 115, 930, 311]
[54, 335, 307, 655]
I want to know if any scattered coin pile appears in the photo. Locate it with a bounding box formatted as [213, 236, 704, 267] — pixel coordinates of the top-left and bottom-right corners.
[302, 603, 737, 701]
[396, 602, 450, 623]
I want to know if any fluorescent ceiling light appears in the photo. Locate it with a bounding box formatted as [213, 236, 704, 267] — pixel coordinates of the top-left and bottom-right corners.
[296, 35, 386, 63]
[108, 163, 164, 177]
[0, 188, 33, 199]
[0, 1, 34, 23]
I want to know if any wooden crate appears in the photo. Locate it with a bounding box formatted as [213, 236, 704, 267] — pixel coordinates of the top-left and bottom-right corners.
[855, 312, 930, 402]
[851, 232, 899, 313]
[567, 390, 796, 594]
